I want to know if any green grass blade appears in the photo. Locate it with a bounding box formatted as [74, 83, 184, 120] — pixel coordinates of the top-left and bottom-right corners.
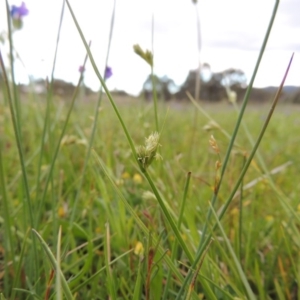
[209, 203, 256, 300]
[10, 230, 30, 299]
[132, 259, 143, 300]
[56, 226, 63, 300]
[151, 14, 159, 131]
[71, 249, 133, 293]
[163, 172, 191, 299]
[0, 141, 15, 268]
[151, 66, 159, 132]
[274, 279, 286, 300]
[143, 171, 194, 262]
[32, 229, 74, 300]
[104, 223, 118, 300]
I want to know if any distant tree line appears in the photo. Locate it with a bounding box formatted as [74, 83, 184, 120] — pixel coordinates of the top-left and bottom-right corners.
[141, 63, 247, 102]
[141, 63, 300, 103]
[2, 65, 300, 103]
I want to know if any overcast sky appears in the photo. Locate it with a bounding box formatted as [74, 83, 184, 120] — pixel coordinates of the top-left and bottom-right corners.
[1, 0, 299, 95]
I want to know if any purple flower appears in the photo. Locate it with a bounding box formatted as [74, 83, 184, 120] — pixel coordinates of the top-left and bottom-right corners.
[104, 66, 112, 79]
[11, 2, 29, 19]
[78, 65, 85, 74]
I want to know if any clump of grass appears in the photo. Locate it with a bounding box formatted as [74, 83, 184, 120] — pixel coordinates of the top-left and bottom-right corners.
[1, 0, 299, 299]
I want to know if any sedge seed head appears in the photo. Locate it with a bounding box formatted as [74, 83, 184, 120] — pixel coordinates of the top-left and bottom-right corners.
[209, 135, 220, 154]
[133, 44, 153, 67]
[215, 160, 222, 170]
[136, 132, 161, 170]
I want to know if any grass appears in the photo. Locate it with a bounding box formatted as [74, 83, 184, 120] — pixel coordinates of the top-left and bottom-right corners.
[1, 0, 300, 299]
[1, 95, 300, 299]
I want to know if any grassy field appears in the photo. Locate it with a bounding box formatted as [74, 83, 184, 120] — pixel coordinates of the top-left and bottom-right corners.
[1, 0, 299, 299]
[1, 91, 300, 299]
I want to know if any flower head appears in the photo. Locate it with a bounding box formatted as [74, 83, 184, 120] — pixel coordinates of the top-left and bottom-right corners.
[104, 66, 112, 79]
[134, 241, 144, 257]
[142, 191, 156, 202]
[78, 65, 85, 74]
[11, 2, 29, 19]
[136, 132, 162, 171]
[10, 2, 28, 29]
[133, 173, 143, 184]
[133, 44, 153, 67]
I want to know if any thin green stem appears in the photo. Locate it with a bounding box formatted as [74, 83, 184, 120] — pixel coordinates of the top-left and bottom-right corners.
[0, 141, 16, 270]
[10, 230, 30, 300]
[187, 93, 240, 147]
[67, 0, 118, 227]
[51, 0, 65, 82]
[151, 65, 159, 131]
[104, 223, 118, 300]
[65, 0, 137, 161]
[151, 14, 159, 131]
[34, 82, 51, 224]
[56, 226, 63, 300]
[0, 47, 38, 280]
[143, 171, 194, 262]
[99, 0, 116, 106]
[232, 90, 300, 221]
[238, 156, 245, 262]
[5, 0, 21, 133]
[194, 1, 201, 102]
[162, 172, 191, 300]
[209, 204, 256, 300]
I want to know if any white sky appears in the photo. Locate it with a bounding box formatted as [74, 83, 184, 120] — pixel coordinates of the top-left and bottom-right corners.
[1, 0, 299, 95]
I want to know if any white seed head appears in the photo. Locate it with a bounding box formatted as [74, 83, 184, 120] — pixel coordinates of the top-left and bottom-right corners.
[142, 191, 157, 201]
[136, 132, 161, 170]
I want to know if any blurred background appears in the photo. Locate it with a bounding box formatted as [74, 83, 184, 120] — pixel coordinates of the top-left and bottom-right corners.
[0, 0, 299, 97]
